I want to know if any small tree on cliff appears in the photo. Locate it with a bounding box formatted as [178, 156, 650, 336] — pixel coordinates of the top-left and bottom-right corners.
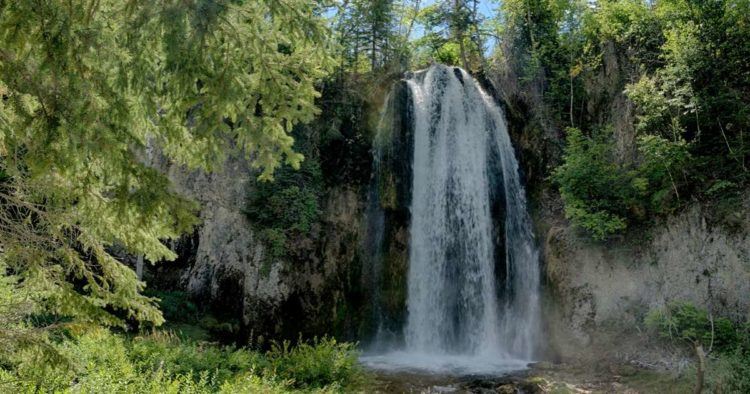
[646, 302, 744, 393]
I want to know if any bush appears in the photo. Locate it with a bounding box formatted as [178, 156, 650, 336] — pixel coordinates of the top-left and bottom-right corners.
[433, 42, 461, 66]
[508, 0, 749, 241]
[128, 331, 265, 385]
[554, 127, 689, 240]
[645, 302, 750, 392]
[0, 329, 365, 393]
[244, 133, 323, 264]
[705, 348, 750, 393]
[150, 291, 200, 323]
[553, 127, 640, 239]
[645, 302, 738, 352]
[583, 0, 664, 69]
[143, 290, 241, 343]
[268, 337, 364, 389]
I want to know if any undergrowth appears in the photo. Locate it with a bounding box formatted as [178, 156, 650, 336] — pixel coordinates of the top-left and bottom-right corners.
[646, 302, 750, 393]
[0, 328, 366, 393]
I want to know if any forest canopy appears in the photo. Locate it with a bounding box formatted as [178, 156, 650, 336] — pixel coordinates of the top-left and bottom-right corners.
[495, 0, 749, 239]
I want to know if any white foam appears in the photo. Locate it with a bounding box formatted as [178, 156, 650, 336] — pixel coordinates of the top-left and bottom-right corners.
[360, 351, 531, 376]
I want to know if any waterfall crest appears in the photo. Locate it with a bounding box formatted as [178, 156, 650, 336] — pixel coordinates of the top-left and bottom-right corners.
[363, 65, 540, 374]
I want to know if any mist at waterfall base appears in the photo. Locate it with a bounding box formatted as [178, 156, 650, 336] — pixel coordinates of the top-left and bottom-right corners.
[360, 65, 541, 375]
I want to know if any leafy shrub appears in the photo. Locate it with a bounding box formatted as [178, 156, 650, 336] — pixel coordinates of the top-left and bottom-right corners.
[645, 302, 738, 352]
[506, 0, 749, 241]
[705, 180, 739, 199]
[554, 127, 689, 240]
[0, 329, 365, 393]
[260, 228, 289, 262]
[244, 133, 323, 263]
[582, 0, 664, 69]
[704, 348, 750, 393]
[143, 290, 241, 343]
[553, 127, 639, 239]
[646, 302, 750, 392]
[433, 42, 461, 66]
[268, 337, 364, 389]
[128, 331, 266, 384]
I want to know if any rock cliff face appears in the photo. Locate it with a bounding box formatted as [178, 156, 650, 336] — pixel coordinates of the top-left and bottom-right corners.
[149, 147, 369, 341]
[150, 62, 749, 360]
[537, 192, 750, 359]
[492, 39, 750, 361]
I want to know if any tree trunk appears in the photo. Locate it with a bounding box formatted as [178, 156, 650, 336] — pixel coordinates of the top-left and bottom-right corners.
[694, 342, 706, 394]
[470, 0, 487, 71]
[454, 0, 469, 70]
[372, 24, 377, 70]
[136, 255, 144, 281]
[569, 73, 574, 126]
[405, 0, 421, 39]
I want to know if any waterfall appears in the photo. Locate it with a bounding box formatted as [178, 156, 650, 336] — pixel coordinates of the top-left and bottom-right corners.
[363, 65, 540, 374]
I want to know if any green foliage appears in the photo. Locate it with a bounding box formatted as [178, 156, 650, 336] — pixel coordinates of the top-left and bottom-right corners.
[145, 290, 241, 343]
[151, 291, 200, 324]
[705, 180, 739, 199]
[0, 328, 365, 393]
[703, 347, 750, 393]
[434, 42, 463, 66]
[645, 302, 750, 392]
[583, 0, 665, 69]
[268, 337, 364, 390]
[0, 259, 40, 358]
[129, 332, 265, 384]
[251, 182, 322, 235]
[410, 1, 487, 71]
[645, 303, 738, 351]
[553, 127, 689, 239]
[553, 128, 631, 239]
[625, 75, 682, 137]
[0, 0, 334, 364]
[503, 0, 749, 239]
[260, 228, 291, 263]
[245, 134, 324, 264]
[315, 78, 374, 187]
[656, 0, 750, 187]
[331, 0, 490, 72]
[333, 0, 407, 73]
[636, 135, 690, 210]
[499, 0, 584, 112]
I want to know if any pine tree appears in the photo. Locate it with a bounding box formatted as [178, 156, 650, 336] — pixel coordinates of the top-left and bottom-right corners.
[335, 0, 403, 72]
[0, 0, 333, 355]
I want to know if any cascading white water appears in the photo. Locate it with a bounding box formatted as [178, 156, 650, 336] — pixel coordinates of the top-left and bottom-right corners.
[363, 65, 540, 374]
[405, 66, 501, 355]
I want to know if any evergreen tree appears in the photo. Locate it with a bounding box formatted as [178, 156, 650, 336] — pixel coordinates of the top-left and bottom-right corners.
[333, 0, 416, 73]
[411, 0, 486, 70]
[0, 0, 333, 355]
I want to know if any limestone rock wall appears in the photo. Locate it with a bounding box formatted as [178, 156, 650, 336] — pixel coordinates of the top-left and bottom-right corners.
[492, 34, 749, 362]
[538, 191, 750, 359]
[148, 148, 368, 341]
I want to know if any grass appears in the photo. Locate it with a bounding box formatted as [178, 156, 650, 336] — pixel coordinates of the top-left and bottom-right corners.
[621, 370, 694, 394]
